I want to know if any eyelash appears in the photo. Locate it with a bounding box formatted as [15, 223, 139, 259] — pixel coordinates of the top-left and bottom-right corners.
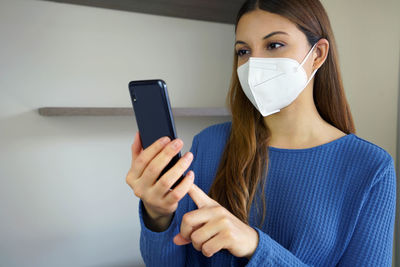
[236, 42, 285, 57]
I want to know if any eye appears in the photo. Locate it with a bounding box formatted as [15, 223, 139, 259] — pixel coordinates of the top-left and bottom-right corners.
[267, 42, 284, 50]
[236, 49, 250, 57]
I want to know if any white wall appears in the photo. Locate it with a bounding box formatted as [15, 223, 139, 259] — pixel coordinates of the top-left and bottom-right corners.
[0, 0, 398, 266]
[0, 0, 232, 266]
[321, 0, 400, 160]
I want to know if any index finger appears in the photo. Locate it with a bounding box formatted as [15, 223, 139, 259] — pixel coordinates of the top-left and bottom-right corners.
[130, 132, 170, 178]
[188, 184, 219, 209]
[131, 132, 143, 164]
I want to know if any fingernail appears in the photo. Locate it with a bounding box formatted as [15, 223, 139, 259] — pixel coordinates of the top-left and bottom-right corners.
[172, 139, 182, 148]
[160, 136, 170, 145]
[184, 152, 193, 162]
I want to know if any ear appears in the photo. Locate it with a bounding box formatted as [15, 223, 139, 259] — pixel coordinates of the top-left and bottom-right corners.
[312, 38, 329, 71]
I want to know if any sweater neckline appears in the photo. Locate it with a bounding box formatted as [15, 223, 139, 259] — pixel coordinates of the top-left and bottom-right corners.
[268, 133, 355, 153]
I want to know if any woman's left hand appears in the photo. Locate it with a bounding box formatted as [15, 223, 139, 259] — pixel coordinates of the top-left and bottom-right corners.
[173, 184, 259, 259]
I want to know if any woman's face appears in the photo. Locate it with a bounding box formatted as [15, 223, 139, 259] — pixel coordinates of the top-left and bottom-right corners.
[235, 9, 316, 75]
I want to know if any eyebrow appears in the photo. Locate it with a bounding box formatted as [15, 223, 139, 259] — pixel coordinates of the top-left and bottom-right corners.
[235, 31, 289, 46]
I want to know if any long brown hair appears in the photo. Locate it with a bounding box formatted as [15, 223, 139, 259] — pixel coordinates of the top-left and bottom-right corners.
[208, 0, 356, 227]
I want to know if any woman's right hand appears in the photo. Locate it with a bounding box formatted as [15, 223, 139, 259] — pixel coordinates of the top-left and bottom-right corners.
[126, 131, 195, 224]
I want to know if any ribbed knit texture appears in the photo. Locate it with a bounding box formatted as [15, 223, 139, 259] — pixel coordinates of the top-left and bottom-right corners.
[139, 121, 397, 266]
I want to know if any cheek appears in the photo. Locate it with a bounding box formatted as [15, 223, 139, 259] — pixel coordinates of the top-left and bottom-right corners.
[290, 46, 315, 74]
[237, 58, 248, 68]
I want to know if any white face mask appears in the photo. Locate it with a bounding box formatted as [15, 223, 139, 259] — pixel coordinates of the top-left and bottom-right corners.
[237, 43, 319, 117]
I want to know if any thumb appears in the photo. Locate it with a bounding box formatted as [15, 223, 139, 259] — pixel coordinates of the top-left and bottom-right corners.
[173, 233, 191, 246]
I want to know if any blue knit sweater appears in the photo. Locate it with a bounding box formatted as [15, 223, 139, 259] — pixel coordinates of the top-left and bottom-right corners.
[139, 121, 396, 266]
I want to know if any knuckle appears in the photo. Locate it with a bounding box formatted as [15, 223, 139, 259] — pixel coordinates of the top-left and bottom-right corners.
[134, 189, 142, 199]
[190, 230, 200, 241]
[169, 191, 181, 202]
[219, 206, 228, 215]
[164, 196, 175, 206]
[159, 178, 170, 188]
[132, 185, 144, 199]
[202, 245, 213, 258]
[125, 170, 134, 184]
[180, 158, 190, 168]
[135, 155, 145, 166]
[220, 217, 231, 227]
[191, 240, 201, 251]
[167, 146, 178, 157]
[213, 206, 225, 215]
[158, 138, 169, 148]
[146, 164, 159, 176]
[223, 229, 234, 241]
[161, 148, 174, 160]
[182, 213, 191, 225]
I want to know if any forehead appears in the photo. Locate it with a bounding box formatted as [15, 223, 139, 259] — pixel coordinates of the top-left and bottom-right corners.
[235, 9, 301, 40]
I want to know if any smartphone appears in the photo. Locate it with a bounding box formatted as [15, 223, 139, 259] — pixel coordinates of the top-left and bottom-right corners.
[128, 79, 184, 190]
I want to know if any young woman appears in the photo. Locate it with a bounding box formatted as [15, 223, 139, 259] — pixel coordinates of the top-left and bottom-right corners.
[126, 0, 397, 266]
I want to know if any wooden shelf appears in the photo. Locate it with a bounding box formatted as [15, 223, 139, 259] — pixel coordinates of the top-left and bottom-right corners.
[41, 0, 244, 24]
[38, 107, 231, 117]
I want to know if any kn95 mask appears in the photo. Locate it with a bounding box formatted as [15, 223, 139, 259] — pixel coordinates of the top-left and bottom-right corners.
[237, 42, 319, 117]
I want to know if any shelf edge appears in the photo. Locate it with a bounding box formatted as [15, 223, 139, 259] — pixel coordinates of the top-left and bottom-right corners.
[38, 107, 231, 117]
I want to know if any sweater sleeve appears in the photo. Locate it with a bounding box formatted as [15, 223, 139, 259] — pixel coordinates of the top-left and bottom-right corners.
[246, 227, 311, 266]
[336, 158, 397, 267]
[139, 135, 200, 267]
[246, 158, 397, 267]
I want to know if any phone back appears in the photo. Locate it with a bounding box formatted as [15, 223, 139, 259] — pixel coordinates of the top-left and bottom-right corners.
[128, 79, 183, 189]
[129, 79, 178, 149]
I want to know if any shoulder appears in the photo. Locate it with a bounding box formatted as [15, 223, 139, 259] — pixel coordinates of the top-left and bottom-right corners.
[349, 134, 393, 163]
[191, 121, 231, 165]
[194, 121, 232, 143]
[192, 120, 232, 160]
[345, 134, 395, 184]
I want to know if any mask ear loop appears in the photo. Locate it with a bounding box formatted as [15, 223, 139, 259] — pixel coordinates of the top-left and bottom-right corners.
[298, 41, 320, 86]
